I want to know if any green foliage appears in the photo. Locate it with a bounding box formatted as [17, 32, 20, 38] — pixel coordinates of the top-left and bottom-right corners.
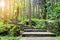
[0, 21, 4, 27]
[54, 6, 60, 12]
[9, 25, 20, 36]
[46, 1, 60, 35]
[0, 21, 20, 36]
[0, 22, 9, 36]
[24, 18, 45, 28]
[57, 36, 60, 40]
[32, 18, 45, 28]
[53, 2, 60, 13]
[47, 20, 58, 33]
[0, 36, 20, 40]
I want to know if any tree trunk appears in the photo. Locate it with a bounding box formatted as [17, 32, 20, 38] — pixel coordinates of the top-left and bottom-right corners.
[15, 7, 19, 20]
[28, 0, 32, 26]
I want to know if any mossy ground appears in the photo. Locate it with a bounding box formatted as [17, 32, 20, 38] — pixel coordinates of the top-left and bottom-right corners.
[0, 36, 20, 40]
[56, 36, 60, 40]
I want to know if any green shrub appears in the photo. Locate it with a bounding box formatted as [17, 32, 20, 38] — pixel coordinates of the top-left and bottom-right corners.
[24, 18, 46, 29]
[46, 20, 60, 34]
[9, 25, 20, 36]
[32, 18, 45, 28]
[0, 21, 21, 36]
[0, 22, 9, 36]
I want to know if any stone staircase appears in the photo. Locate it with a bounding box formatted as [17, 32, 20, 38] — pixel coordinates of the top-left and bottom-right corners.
[22, 27, 56, 37]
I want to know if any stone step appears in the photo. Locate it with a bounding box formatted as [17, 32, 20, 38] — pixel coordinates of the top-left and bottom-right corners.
[24, 29, 47, 32]
[21, 37, 57, 40]
[24, 26, 46, 29]
[24, 26, 34, 29]
[22, 32, 56, 37]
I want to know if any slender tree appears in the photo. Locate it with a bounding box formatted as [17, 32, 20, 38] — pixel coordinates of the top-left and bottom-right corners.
[28, 0, 32, 26]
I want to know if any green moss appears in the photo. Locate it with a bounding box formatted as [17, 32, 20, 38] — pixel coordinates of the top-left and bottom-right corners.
[56, 36, 60, 40]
